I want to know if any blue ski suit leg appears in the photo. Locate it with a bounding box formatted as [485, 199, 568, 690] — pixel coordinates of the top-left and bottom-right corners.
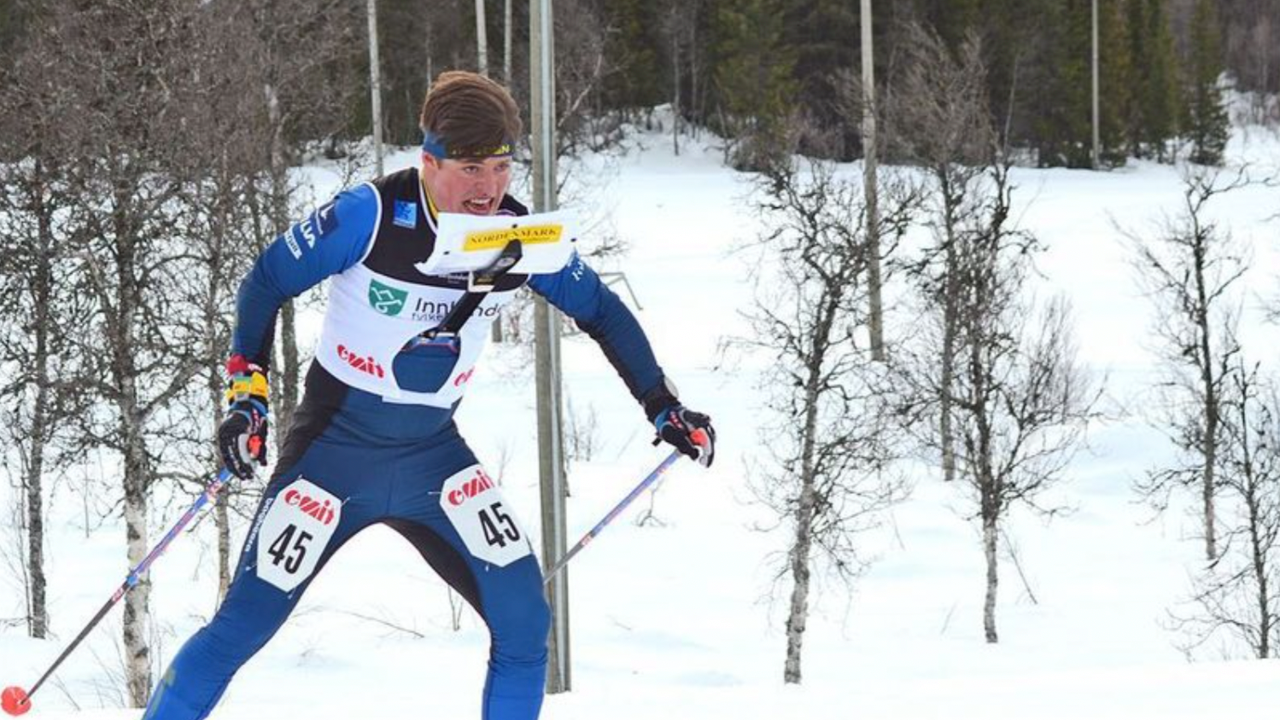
[143, 375, 549, 720]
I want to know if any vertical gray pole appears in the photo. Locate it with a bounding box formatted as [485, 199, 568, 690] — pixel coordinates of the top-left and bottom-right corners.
[504, 0, 513, 83]
[861, 0, 884, 361]
[531, 0, 571, 694]
[366, 0, 384, 176]
[475, 0, 490, 76]
[1091, 0, 1101, 168]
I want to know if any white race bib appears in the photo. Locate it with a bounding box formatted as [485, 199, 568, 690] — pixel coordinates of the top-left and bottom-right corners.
[439, 465, 531, 567]
[256, 478, 343, 592]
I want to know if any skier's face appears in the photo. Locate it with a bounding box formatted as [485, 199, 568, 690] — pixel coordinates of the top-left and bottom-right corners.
[421, 153, 513, 216]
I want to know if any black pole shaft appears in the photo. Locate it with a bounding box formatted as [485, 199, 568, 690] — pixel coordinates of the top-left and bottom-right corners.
[25, 588, 123, 699]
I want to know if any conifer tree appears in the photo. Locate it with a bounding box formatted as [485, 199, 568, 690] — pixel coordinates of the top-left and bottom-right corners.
[1029, 0, 1092, 166]
[1098, 0, 1134, 165]
[1183, 0, 1229, 165]
[709, 0, 796, 170]
[783, 0, 858, 157]
[1128, 0, 1181, 159]
[603, 0, 664, 109]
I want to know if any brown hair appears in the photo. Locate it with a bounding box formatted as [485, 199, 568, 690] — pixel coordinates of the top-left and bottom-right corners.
[420, 71, 521, 158]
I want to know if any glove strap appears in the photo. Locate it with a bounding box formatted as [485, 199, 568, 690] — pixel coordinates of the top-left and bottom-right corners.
[225, 354, 270, 406]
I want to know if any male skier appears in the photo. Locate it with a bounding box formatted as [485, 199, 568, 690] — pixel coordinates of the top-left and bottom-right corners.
[141, 71, 715, 720]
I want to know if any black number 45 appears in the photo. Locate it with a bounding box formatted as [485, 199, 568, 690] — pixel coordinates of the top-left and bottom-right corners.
[267, 524, 314, 574]
[479, 502, 521, 548]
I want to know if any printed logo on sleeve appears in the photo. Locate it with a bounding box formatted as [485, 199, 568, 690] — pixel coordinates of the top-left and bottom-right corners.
[282, 230, 303, 259]
[314, 200, 339, 235]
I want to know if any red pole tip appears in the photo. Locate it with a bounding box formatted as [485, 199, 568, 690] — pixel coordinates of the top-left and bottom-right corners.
[1, 687, 30, 716]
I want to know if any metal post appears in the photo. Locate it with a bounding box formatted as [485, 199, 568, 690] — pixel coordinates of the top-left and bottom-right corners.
[475, 0, 489, 77]
[366, 0, 384, 176]
[503, 0, 513, 83]
[861, 0, 884, 361]
[530, 0, 570, 694]
[1091, 0, 1100, 169]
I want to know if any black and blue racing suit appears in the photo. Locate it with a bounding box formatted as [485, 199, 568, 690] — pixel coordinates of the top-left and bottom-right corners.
[142, 167, 671, 720]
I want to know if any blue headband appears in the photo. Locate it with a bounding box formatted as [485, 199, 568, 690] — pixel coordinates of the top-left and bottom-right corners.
[422, 130, 514, 159]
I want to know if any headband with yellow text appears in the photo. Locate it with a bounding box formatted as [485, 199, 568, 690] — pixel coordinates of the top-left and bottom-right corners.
[422, 130, 514, 160]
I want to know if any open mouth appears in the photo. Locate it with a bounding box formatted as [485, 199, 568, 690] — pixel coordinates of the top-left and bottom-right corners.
[462, 197, 494, 215]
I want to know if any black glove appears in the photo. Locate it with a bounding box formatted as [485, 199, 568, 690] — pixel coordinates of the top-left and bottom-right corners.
[652, 405, 716, 467]
[218, 355, 269, 480]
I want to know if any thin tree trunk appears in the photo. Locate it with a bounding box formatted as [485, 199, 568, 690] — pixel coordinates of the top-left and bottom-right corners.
[861, 0, 884, 362]
[216, 494, 231, 603]
[783, 481, 814, 684]
[1193, 241, 1218, 561]
[1245, 479, 1271, 658]
[208, 363, 232, 603]
[982, 510, 999, 644]
[784, 297, 833, 684]
[971, 309, 1000, 645]
[266, 83, 299, 447]
[25, 390, 48, 639]
[939, 277, 958, 481]
[939, 175, 960, 483]
[123, 439, 151, 707]
[120, 348, 151, 707]
[672, 36, 680, 156]
[279, 300, 299, 437]
[26, 164, 53, 639]
[784, 371, 823, 684]
[110, 197, 151, 708]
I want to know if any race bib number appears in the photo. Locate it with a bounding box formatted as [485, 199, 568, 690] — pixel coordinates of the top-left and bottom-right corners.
[440, 465, 531, 567]
[256, 478, 343, 592]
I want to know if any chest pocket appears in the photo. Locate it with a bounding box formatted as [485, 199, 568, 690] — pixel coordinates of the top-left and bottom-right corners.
[392, 336, 463, 393]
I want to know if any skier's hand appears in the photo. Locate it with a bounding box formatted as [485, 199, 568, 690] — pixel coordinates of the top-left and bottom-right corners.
[217, 355, 269, 480]
[652, 405, 716, 467]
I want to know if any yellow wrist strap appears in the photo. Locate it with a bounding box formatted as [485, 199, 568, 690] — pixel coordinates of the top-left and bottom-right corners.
[225, 371, 269, 405]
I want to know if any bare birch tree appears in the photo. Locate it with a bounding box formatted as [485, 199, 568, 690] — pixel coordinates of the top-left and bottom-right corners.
[39, 0, 210, 704]
[0, 20, 93, 639]
[239, 0, 361, 450]
[899, 152, 1097, 643]
[175, 5, 279, 602]
[1127, 166, 1253, 563]
[1172, 358, 1280, 658]
[880, 23, 997, 484]
[739, 157, 913, 683]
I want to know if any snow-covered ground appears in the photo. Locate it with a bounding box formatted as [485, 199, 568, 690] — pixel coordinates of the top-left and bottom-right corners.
[3, 121, 1280, 719]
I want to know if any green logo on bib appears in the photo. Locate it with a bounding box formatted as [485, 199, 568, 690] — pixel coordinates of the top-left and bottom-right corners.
[368, 279, 407, 316]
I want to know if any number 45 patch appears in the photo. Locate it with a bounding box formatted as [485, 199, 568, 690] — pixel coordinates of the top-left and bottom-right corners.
[256, 478, 342, 592]
[440, 465, 531, 567]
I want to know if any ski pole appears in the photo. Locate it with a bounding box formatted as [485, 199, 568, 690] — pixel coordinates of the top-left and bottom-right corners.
[543, 430, 707, 585]
[2, 468, 233, 717]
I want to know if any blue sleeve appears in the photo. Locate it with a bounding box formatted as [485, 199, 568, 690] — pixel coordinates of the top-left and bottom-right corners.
[526, 253, 666, 402]
[232, 184, 379, 364]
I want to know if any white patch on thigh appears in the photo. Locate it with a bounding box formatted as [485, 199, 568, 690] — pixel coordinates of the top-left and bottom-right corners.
[440, 465, 532, 567]
[255, 478, 343, 592]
